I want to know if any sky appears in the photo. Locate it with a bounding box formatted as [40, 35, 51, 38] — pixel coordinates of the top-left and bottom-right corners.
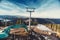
[0, 0, 60, 19]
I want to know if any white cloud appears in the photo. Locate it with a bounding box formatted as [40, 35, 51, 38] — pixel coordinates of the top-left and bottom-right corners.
[32, 9, 60, 18]
[0, 0, 60, 19]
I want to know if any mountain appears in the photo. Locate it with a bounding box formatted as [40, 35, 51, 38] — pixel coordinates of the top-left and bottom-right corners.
[35, 18, 60, 24]
[0, 15, 60, 24]
[0, 15, 27, 19]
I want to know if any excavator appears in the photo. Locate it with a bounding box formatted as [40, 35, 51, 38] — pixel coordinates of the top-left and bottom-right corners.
[0, 19, 29, 40]
[0, 24, 28, 40]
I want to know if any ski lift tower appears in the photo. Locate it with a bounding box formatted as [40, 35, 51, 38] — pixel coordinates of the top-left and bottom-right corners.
[26, 7, 35, 30]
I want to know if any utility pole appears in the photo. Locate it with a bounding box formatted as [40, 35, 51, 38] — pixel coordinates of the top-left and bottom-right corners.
[26, 7, 35, 30]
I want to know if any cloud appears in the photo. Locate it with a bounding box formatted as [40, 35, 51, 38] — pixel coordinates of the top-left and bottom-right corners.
[7, 0, 44, 8]
[0, 1, 24, 15]
[0, 0, 60, 19]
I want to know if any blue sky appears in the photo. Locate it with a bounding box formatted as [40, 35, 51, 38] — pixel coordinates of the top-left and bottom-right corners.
[0, 0, 60, 18]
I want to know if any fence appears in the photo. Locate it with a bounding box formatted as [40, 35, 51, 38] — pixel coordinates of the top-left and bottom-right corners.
[43, 24, 60, 37]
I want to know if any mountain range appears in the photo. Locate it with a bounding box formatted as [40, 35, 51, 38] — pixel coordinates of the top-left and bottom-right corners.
[0, 15, 60, 24]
